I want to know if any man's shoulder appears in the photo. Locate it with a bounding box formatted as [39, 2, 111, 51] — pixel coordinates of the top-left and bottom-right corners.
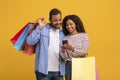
[45, 24, 51, 29]
[59, 30, 65, 37]
[59, 30, 64, 33]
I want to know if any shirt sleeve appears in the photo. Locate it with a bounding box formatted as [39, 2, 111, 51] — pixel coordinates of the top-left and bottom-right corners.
[26, 25, 43, 45]
[71, 34, 89, 57]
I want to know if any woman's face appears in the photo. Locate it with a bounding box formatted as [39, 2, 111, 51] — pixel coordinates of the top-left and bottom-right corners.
[66, 19, 78, 34]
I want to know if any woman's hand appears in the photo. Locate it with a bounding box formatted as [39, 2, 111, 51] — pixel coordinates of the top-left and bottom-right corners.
[62, 44, 74, 52]
[61, 45, 66, 53]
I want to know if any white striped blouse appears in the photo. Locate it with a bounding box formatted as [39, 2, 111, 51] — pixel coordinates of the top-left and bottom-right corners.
[61, 33, 90, 61]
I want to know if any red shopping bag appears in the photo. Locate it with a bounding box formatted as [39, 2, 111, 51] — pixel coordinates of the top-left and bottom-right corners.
[10, 22, 33, 44]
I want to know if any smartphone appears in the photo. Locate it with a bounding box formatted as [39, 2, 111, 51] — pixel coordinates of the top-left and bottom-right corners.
[62, 40, 68, 45]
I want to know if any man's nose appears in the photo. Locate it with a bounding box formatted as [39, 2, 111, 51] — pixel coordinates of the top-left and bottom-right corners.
[57, 21, 61, 24]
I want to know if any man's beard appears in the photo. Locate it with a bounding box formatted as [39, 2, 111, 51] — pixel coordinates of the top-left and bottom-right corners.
[49, 23, 61, 29]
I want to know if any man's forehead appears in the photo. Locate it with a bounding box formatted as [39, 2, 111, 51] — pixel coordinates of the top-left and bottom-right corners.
[51, 14, 62, 20]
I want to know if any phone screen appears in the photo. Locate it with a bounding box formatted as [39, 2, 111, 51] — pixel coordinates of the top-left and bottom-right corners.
[62, 40, 68, 45]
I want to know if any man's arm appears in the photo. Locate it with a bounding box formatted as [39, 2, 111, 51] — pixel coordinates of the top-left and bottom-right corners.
[27, 18, 46, 45]
[26, 26, 42, 45]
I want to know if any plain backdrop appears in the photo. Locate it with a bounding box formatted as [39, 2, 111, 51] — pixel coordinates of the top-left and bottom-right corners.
[0, 0, 120, 80]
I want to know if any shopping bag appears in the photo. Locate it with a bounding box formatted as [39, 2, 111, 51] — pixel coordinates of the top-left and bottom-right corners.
[22, 24, 37, 55]
[14, 23, 34, 51]
[22, 41, 35, 55]
[96, 63, 100, 80]
[10, 22, 32, 44]
[72, 56, 100, 80]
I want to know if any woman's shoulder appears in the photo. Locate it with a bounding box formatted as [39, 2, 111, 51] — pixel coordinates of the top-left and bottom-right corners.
[79, 33, 88, 36]
[78, 33, 89, 40]
[64, 33, 89, 40]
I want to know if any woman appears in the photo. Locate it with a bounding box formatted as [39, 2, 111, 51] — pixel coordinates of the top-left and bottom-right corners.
[61, 14, 90, 80]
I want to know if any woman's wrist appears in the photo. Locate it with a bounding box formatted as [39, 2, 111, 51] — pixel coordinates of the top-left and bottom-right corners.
[71, 47, 74, 52]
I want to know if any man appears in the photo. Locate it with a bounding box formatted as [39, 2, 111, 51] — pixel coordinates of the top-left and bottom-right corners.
[26, 8, 65, 80]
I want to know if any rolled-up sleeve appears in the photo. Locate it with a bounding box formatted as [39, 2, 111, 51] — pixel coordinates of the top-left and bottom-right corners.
[27, 26, 42, 45]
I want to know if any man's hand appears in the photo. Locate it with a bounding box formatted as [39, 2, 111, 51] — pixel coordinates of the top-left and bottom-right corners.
[35, 18, 46, 28]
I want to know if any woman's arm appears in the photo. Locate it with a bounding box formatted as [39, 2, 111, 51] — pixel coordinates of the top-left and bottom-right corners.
[71, 34, 89, 57]
[60, 45, 70, 60]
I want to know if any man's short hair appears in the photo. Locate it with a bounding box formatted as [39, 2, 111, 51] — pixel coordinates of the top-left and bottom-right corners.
[49, 8, 62, 21]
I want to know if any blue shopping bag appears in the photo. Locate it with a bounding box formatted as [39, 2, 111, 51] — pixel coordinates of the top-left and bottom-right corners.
[14, 23, 34, 51]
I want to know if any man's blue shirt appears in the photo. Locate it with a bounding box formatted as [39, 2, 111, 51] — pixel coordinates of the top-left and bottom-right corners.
[26, 24, 65, 75]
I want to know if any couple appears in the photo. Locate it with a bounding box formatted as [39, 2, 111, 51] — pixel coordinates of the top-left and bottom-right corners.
[26, 8, 89, 80]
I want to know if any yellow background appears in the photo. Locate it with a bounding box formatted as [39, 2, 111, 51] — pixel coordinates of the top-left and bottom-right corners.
[0, 0, 120, 80]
